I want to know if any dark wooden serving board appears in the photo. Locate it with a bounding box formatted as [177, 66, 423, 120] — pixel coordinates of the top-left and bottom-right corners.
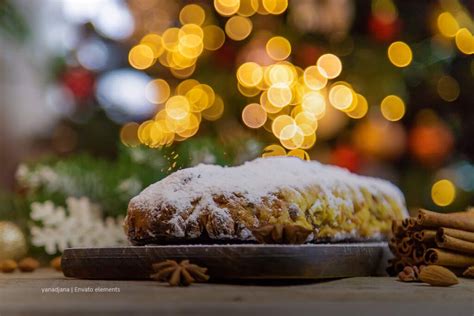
[62, 242, 391, 280]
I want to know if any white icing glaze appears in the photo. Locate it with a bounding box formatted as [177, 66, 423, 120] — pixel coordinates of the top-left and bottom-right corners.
[129, 157, 408, 240]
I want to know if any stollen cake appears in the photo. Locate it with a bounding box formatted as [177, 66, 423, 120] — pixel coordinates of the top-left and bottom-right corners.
[125, 157, 408, 245]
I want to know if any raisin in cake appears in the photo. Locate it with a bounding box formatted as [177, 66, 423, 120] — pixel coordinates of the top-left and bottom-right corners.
[124, 157, 408, 245]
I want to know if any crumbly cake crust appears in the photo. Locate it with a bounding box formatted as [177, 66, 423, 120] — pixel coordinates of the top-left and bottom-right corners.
[125, 157, 408, 245]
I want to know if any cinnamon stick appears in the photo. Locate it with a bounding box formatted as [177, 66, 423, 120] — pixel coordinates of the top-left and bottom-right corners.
[401, 218, 409, 230]
[412, 229, 437, 243]
[392, 220, 405, 238]
[386, 258, 405, 276]
[401, 217, 417, 230]
[388, 238, 400, 257]
[438, 227, 474, 243]
[416, 209, 474, 232]
[399, 237, 414, 256]
[424, 248, 474, 267]
[407, 217, 418, 230]
[412, 243, 426, 264]
[436, 234, 474, 255]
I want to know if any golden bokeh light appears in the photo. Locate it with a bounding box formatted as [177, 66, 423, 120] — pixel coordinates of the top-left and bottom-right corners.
[214, 0, 240, 16]
[178, 26, 204, 60]
[154, 109, 167, 121]
[256, 0, 269, 15]
[202, 95, 225, 121]
[268, 64, 295, 85]
[120, 122, 140, 147]
[266, 36, 292, 61]
[347, 94, 369, 119]
[177, 113, 201, 138]
[437, 12, 459, 38]
[300, 133, 317, 149]
[169, 51, 196, 69]
[238, 83, 261, 97]
[179, 4, 206, 26]
[262, 144, 287, 157]
[162, 27, 180, 52]
[437, 75, 460, 102]
[279, 123, 299, 140]
[317, 54, 342, 79]
[290, 104, 303, 118]
[290, 81, 305, 105]
[271, 114, 294, 138]
[260, 91, 282, 113]
[343, 90, 359, 113]
[158, 51, 171, 68]
[128, 44, 155, 70]
[179, 23, 204, 39]
[137, 120, 154, 145]
[302, 91, 326, 119]
[295, 111, 318, 136]
[329, 85, 354, 110]
[145, 79, 171, 104]
[267, 83, 293, 108]
[238, 0, 259, 16]
[140, 34, 165, 58]
[187, 84, 215, 112]
[170, 64, 196, 79]
[455, 28, 474, 55]
[303, 66, 328, 90]
[165, 95, 191, 120]
[225, 16, 253, 41]
[203, 25, 226, 51]
[380, 95, 405, 121]
[186, 86, 209, 112]
[237, 62, 264, 87]
[231, 41, 367, 150]
[262, 0, 288, 15]
[242, 103, 268, 128]
[165, 114, 190, 134]
[431, 179, 456, 207]
[176, 79, 200, 95]
[162, 131, 175, 147]
[149, 121, 165, 147]
[287, 149, 310, 160]
[387, 41, 413, 67]
[280, 126, 304, 149]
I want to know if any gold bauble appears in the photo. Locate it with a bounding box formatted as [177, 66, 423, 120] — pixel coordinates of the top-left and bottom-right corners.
[0, 221, 27, 260]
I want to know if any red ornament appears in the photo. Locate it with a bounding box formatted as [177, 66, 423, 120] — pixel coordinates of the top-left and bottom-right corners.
[330, 145, 360, 172]
[62, 68, 95, 99]
[368, 15, 401, 42]
[409, 122, 454, 168]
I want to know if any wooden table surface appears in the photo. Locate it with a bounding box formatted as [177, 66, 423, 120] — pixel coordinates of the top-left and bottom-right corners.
[1, 269, 474, 316]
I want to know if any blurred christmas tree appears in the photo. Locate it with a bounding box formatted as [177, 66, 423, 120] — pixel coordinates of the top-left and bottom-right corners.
[39, 0, 473, 208]
[1, 0, 473, 256]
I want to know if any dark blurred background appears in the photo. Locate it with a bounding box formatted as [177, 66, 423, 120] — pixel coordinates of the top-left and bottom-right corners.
[0, 0, 472, 216]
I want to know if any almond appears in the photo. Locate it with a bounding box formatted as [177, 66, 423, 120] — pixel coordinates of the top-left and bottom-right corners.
[18, 257, 40, 272]
[419, 265, 458, 287]
[463, 266, 474, 278]
[0, 259, 17, 273]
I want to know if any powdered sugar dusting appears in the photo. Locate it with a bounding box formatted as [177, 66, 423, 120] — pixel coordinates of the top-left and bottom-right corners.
[129, 157, 407, 241]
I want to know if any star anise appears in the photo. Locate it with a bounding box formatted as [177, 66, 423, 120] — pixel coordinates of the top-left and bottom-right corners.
[150, 259, 209, 286]
[251, 223, 312, 244]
